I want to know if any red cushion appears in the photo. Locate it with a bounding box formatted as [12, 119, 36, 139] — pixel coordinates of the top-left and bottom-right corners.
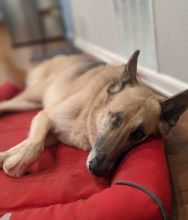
[0, 82, 22, 101]
[0, 83, 171, 220]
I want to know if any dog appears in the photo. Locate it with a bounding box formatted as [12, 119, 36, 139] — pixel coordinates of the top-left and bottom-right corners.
[0, 50, 187, 178]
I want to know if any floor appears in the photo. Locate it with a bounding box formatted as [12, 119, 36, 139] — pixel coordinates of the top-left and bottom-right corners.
[0, 24, 66, 85]
[0, 24, 188, 219]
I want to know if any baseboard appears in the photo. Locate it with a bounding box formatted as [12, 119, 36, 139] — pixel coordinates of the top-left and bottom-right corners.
[74, 37, 188, 97]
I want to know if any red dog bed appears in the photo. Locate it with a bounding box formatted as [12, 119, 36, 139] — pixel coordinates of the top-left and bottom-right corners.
[0, 82, 171, 220]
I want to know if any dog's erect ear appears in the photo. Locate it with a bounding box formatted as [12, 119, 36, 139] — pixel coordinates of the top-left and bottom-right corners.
[125, 49, 140, 85]
[160, 90, 188, 129]
[108, 50, 140, 94]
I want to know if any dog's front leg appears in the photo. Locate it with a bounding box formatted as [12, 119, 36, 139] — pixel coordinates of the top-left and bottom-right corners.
[0, 110, 52, 177]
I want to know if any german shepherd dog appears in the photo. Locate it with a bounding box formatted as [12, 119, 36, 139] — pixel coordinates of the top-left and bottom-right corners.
[0, 51, 187, 177]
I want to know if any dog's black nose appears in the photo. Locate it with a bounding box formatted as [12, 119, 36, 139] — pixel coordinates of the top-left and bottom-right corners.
[89, 158, 108, 177]
[89, 158, 98, 175]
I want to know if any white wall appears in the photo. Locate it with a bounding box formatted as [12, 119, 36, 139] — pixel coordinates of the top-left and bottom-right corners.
[69, 0, 188, 95]
[70, 0, 157, 70]
[153, 0, 188, 82]
[70, 0, 118, 53]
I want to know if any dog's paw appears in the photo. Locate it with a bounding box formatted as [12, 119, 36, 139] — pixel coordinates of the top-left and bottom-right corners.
[3, 153, 28, 177]
[2, 141, 42, 177]
[0, 151, 8, 168]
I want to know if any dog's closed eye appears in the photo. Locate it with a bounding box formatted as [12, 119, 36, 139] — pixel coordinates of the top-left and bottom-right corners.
[129, 124, 146, 142]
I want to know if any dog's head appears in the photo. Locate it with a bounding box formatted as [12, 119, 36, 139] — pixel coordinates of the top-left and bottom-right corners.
[86, 50, 188, 177]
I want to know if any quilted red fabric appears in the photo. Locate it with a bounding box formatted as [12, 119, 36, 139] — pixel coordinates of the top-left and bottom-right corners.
[0, 82, 171, 220]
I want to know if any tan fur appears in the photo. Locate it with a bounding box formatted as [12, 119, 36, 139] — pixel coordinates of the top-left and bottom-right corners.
[0, 52, 187, 177]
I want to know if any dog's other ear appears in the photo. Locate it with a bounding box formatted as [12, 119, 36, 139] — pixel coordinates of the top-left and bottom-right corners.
[108, 50, 140, 94]
[160, 90, 188, 133]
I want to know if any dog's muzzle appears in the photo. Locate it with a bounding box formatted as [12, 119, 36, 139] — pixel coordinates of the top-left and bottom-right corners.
[88, 157, 109, 177]
[86, 149, 112, 177]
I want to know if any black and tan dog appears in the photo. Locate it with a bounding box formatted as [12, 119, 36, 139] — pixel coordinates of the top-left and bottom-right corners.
[0, 51, 187, 177]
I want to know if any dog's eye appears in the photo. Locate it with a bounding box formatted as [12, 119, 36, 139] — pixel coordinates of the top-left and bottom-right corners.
[129, 125, 145, 142]
[111, 112, 123, 128]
